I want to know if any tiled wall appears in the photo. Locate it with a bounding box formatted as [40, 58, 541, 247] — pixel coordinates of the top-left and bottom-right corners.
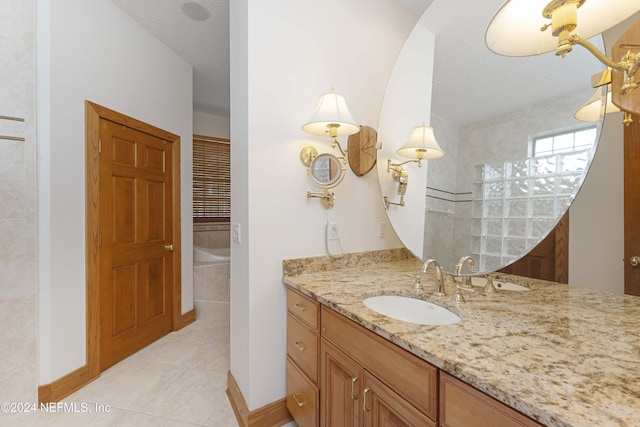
[193, 262, 230, 303]
[193, 223, 230, 249]
[0, 0, 37, 404]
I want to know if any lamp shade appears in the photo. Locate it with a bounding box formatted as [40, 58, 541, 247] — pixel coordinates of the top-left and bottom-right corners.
[486, 0, 640, 56]
[574, 86, 620, 121]
[302, 88, 360, 137]
[396, 125, 444, 160]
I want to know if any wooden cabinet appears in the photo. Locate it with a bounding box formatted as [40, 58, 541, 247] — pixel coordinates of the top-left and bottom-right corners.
[321, 306, 437, 427]
[286, 287, 542, 427]
[320, 340, 362, 427]
[440, 372, 543, 427]
[286, 288, 320, 427]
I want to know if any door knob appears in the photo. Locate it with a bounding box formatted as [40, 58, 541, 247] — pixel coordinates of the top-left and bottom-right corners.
[631, 256, 640, 267]
[164, 244, 174, 252]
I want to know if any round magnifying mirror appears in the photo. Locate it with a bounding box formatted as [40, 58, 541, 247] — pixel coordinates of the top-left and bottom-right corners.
[309, 153, 345, 189]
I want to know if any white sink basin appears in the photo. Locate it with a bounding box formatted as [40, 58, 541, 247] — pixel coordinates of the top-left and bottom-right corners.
[363, 295, 461, 326]
[470, 277, 530, 291]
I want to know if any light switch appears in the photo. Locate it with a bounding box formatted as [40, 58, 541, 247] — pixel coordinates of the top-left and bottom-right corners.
[232, 223, 241, 243]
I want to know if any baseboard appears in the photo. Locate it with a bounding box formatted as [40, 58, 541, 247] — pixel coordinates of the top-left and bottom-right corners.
[175, 308, 197, 331]
[226, 371, 293, 427]
[38, 365, 99, 404]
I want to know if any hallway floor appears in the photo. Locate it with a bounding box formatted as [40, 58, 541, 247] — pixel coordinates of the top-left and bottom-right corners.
[4, 301, 237, 426]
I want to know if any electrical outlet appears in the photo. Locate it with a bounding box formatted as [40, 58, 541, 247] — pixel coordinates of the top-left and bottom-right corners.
[232, 223, 241, 243]
[328, 222, 339, 240]
[378, 221, 386, 238]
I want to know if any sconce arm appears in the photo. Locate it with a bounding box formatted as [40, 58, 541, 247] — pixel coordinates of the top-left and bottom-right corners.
[570, 35, 626, 71]
[330, 137, 348, 159]
[387, 158, 422, 170]
[383, 195, 405, 209]
[571, 36, 640, 95]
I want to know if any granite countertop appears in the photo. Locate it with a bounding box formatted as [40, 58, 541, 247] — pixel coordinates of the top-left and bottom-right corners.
[282, 252, 640, 427]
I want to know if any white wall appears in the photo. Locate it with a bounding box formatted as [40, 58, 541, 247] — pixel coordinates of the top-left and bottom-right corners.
[568, 11, 640, 293]
[230, 0, 416, 410]
[193, 111, 230, 139]
[37, 0, 193, 383]
[377, 15, 436, 260]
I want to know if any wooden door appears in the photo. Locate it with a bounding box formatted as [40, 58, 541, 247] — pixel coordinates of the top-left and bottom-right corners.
[362, 372, 435, 427]
[98, 117, 174, 370]
[499, 213, 568, 283]
[321, 340, 363, 427]
[625, 114, 640, 295]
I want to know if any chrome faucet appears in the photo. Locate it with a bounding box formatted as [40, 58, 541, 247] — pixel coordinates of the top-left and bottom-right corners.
[422, 259, 446, 297]
[455, 256, 476, 288]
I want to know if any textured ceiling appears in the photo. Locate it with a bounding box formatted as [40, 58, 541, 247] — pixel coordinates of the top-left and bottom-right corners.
[111, 0, 602, 124]
[111, 0, 230, 116]
[422, 0, 603, 125]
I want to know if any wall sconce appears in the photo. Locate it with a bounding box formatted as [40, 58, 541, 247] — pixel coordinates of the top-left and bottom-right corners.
[384, 124, 444, 209]
[302, 88, 361, 159]
[574, 84, 634, 125]
[486, 1, 640, 95]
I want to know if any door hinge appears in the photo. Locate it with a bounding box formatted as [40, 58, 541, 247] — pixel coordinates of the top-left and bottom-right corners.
[98, 138, 102, 154]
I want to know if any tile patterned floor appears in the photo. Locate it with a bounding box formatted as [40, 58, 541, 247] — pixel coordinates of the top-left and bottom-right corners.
[2, 301, 237, 426]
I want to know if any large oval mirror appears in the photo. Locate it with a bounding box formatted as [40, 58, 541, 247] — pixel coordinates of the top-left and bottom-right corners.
[378, 0, 606, 275]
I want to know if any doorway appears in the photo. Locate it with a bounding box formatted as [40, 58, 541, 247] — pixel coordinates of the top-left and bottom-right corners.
[85, 101, 182, 376]
[625, 113, 640, 295]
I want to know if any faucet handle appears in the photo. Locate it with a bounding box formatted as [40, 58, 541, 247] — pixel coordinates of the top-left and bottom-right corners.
[414, 275, 424, 291]
[484, 277, 498, 294]
[452, 285, 465, 303]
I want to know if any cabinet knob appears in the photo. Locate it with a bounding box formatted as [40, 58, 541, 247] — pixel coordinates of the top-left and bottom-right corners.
[164, 243, 174, 252]
[631, 256, 640, 267]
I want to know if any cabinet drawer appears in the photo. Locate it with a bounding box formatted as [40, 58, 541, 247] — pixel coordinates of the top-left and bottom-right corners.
[286, 356, 319, 427]
[440, 372, 543, 427]
[287, 287, 320, 330]
[321, 306, 438, 421]
[287, 313, 319, 383]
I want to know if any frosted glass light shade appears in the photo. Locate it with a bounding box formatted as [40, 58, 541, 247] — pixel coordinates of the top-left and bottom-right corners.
[302, 89, 360, 137]
[574, 86, 620, 121]
[486, 0, 640, 56]
[396, 125, 444, 160]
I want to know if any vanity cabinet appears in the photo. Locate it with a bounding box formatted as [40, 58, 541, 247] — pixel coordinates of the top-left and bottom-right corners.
[286, 288, 320, 427]
[286, 288, 542, 427]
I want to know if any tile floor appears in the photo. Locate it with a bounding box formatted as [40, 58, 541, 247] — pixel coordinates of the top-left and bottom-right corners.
[2, 300, 237, 426]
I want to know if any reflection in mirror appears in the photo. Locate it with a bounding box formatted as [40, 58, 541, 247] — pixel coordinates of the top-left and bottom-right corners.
[309, 153, 345, 188]
[378, 0, 606, 275]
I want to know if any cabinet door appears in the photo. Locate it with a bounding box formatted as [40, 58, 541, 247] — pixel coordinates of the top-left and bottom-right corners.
[321, 339, 363, 427]
[362, 371, 436, 427]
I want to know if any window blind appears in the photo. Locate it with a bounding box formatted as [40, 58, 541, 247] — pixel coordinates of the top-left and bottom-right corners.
[193, 135, 230, 222]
